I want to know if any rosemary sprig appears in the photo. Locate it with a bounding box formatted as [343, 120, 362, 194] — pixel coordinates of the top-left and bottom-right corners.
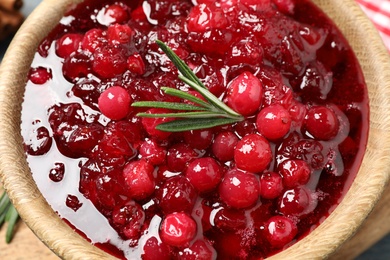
[132, 40, 244, 132]
[0, 190, 19, 243]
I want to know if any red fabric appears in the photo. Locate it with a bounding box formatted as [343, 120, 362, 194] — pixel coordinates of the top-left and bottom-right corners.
[356, 0, 390, 52]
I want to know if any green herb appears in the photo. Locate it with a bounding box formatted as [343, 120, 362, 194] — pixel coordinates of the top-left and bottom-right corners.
[132, 40, 244, 132]
[0, 190, 19, 243]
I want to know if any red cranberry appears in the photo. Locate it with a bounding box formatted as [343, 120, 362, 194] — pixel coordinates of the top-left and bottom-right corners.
[227, 36, 263, 66]
[278, 159, 311, 188]
[279, 186, 311, 216]
[234, 134, 272, 173]
[81, 28, 106, 53]
[49, 162, 65, 182]
[212, 131, 239, 162]
[272, 0, 295, 14]
[226, 71, 263, 116]
[256, 104, 292, 141]
[142, 237, 171, 260]
[107, 23, 133, 45]
[166, 143, 198, 172]
[241, 0, 272, 11]
[304, 106, 339, 140]
[259, 172, 284, 199]
[214, 208, 247, 231]
[141, 108, 174, 140]
[112, 201, 145, 239]
[55, 33, 83, 58]
[92, 45, 128, 78]
[185, 157, 223, 193]
[157, 176, 197, 214]
[123, 160, 155, 201]
[183, 129, 213, 150]
[66, 194, 83, 212]
[28, 67, 52, 84]
[104, 4, 130, 24]
[24, 125, 52, 156]
[187, 29, 234, 56]
[264, 216, 297, 248]
[219, 169, 259, 209]
[139, 139, 167, 165]
[98, 86, 132, 120]
[62, 52, 91, 82]
[234, 119, 256, 138]
[187, 4, 228, 33]
[178, 239, 216, 260]
[66, 124, 104, 157]
[160, 212, 197, 247]
[127, 53, 146, 75]
[95, 171, 127, 209]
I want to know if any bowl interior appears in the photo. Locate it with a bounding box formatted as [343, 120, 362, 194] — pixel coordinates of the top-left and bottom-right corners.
[0, 0, 390, 259]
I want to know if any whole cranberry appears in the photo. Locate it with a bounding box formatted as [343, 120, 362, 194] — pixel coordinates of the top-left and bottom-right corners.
[141, 108, 174, 140]
[264, 216, 297, 248]
[160, 212, 197, 247]
[278, 159, 311, 188]
[304, 106, 339, 140]
[259, 172, 284, 199]
[185, 157, 223, 193]
[112, 201, 145, 239]
[92, 45, 128, 78]
[226, 71, 263, 116]
[107, 23, 133, 45]
[98, 86, 132, 120]
[142, 236, 171, 260]
[279, 186, 311, 216]
[183, 129, 214, 150]
[127, 53, 146, 75]
[256, 104, 292, 141]
[139, 139, 167, 165]
[219, 169, 259, 209]
[81, 28, 106, 53]
[234, 134, 272, 173]
[166, 143, 198, 172]
[55, 33, 83, 58]
[186, 4, 228, 33]
[28, 67, 52, 84]
[157, 176, 197, 214]
[212, 131, 239, 162]
[123, 160, 155, 201]
[104, 4, 130, 24]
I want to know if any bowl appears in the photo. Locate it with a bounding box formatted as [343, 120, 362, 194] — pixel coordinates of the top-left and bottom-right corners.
[1, 0, 390, 259]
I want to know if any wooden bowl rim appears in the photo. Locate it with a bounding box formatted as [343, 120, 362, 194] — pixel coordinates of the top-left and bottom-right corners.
[0, 0, 389, 259]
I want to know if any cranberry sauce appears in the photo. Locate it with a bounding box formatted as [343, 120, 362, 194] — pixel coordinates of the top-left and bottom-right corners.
[21, 0, 369, 259]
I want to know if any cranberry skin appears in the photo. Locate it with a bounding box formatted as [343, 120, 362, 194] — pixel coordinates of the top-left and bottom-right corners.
[166, 143, 198, 172]
[107, 23, 133, 45]
[185, 157, 223, 193]
[142, 108, 174, 140]
[264, 216, 297, 248]
[142, 237, 171, 260]
[66, 124, 104, 156]
[123, 160, 155, 201]
[214, 208, 247, 231]
[81, 28, 106, 53]
[219, 169, 259, 209]
[226, 71, 263, 116]
[259, 172, 284, 199]
[92, 45, 128, 79]
[227, 36, 263, 66]
[55, 33, 83, 58]
[104, 4, 130, 24]
[158, 176, 197, 214]
[112, 201, 145, 239]
[278, 159, 311, 188]
[187, 4, 227, 33]
[279, 186, 311, 216]
[49, 162, 65, 182]
[160, 212, 197, 247]
[304, 106, 339, 140]
[183, 129, 213, 150]
[273, 0, 295, 14]
[24, 125, 52, 156]
[256, 104, 292, 141]
[234, 134, 272, 173]
[98, 86, 132, 120]
[127, 53, 146, 75]
[28, 67, 52, 84]
[139, 139, 167, 165]
[66, 194, 83, 212]
[179, 239, 216, 260]
[62, 52, 91, 82]
[211, 131, 238, 162]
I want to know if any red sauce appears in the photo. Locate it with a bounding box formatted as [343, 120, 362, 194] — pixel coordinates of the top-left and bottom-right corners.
[21, 0, 369, 259]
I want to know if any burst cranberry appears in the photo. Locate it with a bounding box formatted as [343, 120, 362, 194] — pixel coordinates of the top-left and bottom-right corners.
[183, 129, 213, 150]
[55, 33, 83, 58]
[227, 36, 263, 66]
[304, 106, 340, 140]
[92, 45, 128, 78]
[112, 201, 145, 239]
[278, 159, 311, 188]
[160, 212, 197, 247]
[49, 162, 65, 182]
[141, 108, 174, 140]
[234, 134, 272, 173]
[28, 67, 52, 84]
[166, 143, 198, 172]
[226, 71, 263, 116]
[185, 157, 223, 193]
[219, 169, 259, 209]
[127, 53, 146, 75]
[234, 119, 256, 138]
[273, 0, 295, 14]
[212, 131, 239, 162]
[256, 104, 292, 141]
[24, 125, 52, 156]
[214, 208, 247, 231]
[264, 216, 297, 248]
[139, 139, 167, 165]
[81, 28, 106, 53]
[107, 23, 133, 45]
[66, 194, 83, 212]
[67, 124, 104, 156]
[187, 4, 228, 33]
[62, 52, 91, 82]
[179, 239, 215, 260]
[158, 176, 197, 214]
[259, 172, 284, 199]
[187, 29, 234, 55]
[279, 186, 311, 216]
[104, 4, 130, 24]
[142, 237, 171, 260]
[98, 86, 132, 120]
[123, 160, 155, 201]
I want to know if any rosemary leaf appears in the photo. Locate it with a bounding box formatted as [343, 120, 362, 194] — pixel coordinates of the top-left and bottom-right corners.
[136, 111, 227, 119]
[132, 101, 208, 111]
[156, 118, 239, 132]
[5, 205, 19, 243]
[161, 87, 212, 108]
